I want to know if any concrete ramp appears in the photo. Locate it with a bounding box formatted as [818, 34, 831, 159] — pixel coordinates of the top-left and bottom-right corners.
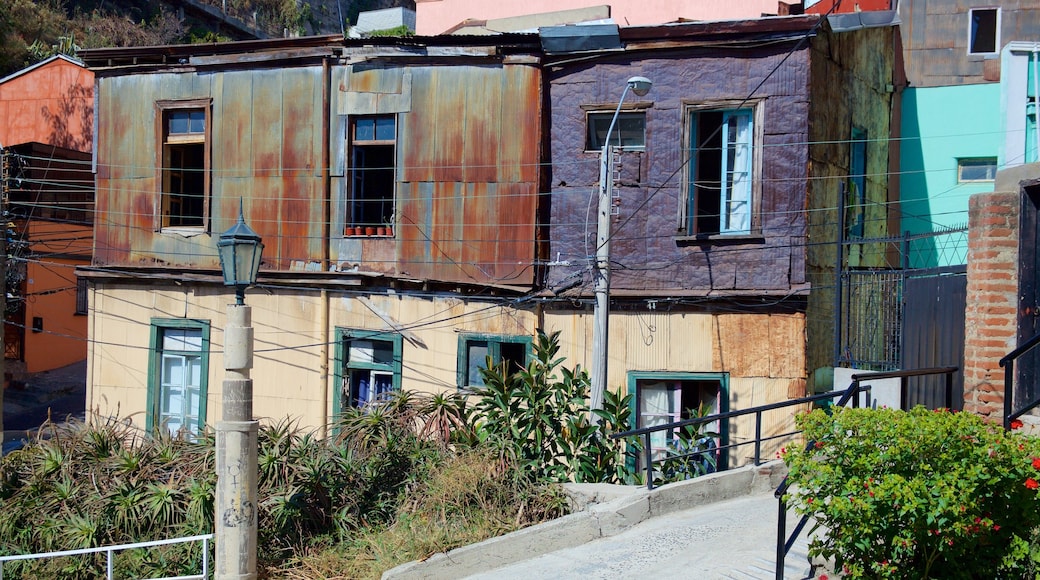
[384, 461, 820, 580]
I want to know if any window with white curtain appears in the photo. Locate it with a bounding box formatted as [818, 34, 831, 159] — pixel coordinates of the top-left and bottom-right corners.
[148, 320, 210, 439]
[683, 106, 756, 236]
[635, 377, 722, 469]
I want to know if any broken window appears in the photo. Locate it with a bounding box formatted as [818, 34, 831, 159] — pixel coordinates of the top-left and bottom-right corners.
[158, 101, 210, 230]
[684, 106, 756, 236]
[348, 115, 396, 233]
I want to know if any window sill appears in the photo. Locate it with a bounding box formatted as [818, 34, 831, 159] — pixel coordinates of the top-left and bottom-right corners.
[674, 234, 766, 246]
[160, 227, 208, 238]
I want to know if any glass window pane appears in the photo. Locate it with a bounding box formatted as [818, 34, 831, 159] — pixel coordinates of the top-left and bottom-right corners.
[355, 118, 375, 141]
[466, 341, 489, 386]
[189, 110, 205, 133]
[375, 116, 395, 141]
[163, 354, 185, 386]
[169, 111, 190, 134]
[163, 385, 184, 416]
[348, 339, 393, 365]
[959, 158, 997, 182]
[588, 112, 645, 149]
[163, 328, 202, 351]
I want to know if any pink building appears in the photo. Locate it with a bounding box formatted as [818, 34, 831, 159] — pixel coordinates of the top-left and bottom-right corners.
[415, 0, 792, 36]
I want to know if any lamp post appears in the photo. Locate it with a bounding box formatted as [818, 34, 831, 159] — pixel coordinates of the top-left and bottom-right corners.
[590, 76, 652, 420]
[215, 203, 263, 580]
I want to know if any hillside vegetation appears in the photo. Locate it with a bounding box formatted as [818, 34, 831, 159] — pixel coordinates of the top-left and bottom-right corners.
[0, 0, 410, 78]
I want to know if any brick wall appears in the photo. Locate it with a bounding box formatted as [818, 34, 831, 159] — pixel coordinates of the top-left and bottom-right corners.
[963, 191, 1019, 419]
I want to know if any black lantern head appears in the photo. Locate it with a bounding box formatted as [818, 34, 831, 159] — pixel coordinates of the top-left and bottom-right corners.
[218, 202, 264, 304]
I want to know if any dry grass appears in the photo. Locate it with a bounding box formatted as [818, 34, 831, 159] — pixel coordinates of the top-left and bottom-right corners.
[270, 448, 567, 579]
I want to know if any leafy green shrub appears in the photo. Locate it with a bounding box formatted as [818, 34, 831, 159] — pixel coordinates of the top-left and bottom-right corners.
[469, 329, 639, 484]
[784, 406, 1040, 579]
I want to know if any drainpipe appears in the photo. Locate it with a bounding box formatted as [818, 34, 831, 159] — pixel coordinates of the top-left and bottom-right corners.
[320, 56, 332, 438]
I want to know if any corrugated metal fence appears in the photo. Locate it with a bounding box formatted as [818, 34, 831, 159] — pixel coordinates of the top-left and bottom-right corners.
[839, 228, 967, 409]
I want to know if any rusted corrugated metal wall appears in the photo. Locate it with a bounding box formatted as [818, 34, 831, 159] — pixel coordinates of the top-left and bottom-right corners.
[94, 66, 326, 271]
[333, 61, 541, 286]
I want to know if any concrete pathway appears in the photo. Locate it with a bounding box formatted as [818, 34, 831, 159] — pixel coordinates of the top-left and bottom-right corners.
[384, 462, 826, 580]
[462, 492, 816, 580]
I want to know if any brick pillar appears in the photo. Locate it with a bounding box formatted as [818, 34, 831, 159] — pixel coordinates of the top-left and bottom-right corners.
[963, 191, 1019, 420]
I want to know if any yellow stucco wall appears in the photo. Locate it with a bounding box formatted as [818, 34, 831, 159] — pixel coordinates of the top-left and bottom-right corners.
[86, 284, 538, 433]
[87, 283, 806, 466]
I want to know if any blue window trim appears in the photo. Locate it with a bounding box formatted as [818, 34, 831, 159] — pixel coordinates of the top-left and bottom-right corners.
[146, 318, 211, 435]
[333, 328, 403, 416]
[456, 333, 533, 391]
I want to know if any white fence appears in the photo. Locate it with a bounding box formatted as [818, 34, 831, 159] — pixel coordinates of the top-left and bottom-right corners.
[0, 533, 212, 580]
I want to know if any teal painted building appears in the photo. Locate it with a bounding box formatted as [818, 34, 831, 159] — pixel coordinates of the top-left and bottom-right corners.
[899, 84, 999, 267]
[896, 0, 1040, 269]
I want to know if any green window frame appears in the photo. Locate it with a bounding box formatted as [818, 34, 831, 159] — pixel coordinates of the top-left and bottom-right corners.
[456, 333, 533, 391]
[626, 371, 729, 472]
[333, 328, 403, 414]
[146, 318, 211, 438]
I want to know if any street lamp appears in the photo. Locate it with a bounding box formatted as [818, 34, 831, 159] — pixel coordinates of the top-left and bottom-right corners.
[215, 202, 263, 580]
[590, 76, 652, 420]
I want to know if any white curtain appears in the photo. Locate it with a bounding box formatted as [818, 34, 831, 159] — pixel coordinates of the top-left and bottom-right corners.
[722, 111, 752, 234]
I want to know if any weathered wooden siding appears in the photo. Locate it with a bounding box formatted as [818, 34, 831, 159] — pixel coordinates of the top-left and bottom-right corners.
[544, 310, 808, 466]
[94, 66, 326, 271]
[330, 62, 541, 286]
[544, 43, 811, 295]
[805, 24, 897, 383]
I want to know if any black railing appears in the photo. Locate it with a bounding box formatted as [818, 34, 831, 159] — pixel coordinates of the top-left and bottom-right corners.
[774, 366, 958, 580]
[609, 388, 869, 492]
[1001, 330, 1040, 429]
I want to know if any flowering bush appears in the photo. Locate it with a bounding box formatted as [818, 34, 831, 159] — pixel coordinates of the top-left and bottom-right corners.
[784, 406, 1040, 579]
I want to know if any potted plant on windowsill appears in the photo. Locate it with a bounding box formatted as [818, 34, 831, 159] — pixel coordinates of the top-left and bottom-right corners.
[364, 225, 377, 236]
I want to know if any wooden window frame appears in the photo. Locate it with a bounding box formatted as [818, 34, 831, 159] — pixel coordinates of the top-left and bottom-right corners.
[347, 114, 397, 233]
[155, 99, 212, 233]
[680, 100, 763, 237]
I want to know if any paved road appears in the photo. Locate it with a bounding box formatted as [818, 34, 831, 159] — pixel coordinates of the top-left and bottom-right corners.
[461, 493, 818, 580]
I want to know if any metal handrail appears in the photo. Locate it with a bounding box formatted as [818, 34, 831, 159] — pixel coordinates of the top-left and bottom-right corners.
[609, 388, 869, 492]
[0, 533, 212, 580]
[774, 366, 958, 580]
[1001, 330, 1040, 429]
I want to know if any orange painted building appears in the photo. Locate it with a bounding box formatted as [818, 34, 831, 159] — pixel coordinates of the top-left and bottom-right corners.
[0, 55, 94, 151]
[0, 56, 94, 373]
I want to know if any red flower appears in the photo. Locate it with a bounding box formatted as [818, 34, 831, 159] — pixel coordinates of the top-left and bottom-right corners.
[994, 525, 1001, 531]
[815, 441, 825, 449]
[1026, 478, 1039, 490]
[1012, 419, 1024, 430]
[1032, 457, 1040, 470]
